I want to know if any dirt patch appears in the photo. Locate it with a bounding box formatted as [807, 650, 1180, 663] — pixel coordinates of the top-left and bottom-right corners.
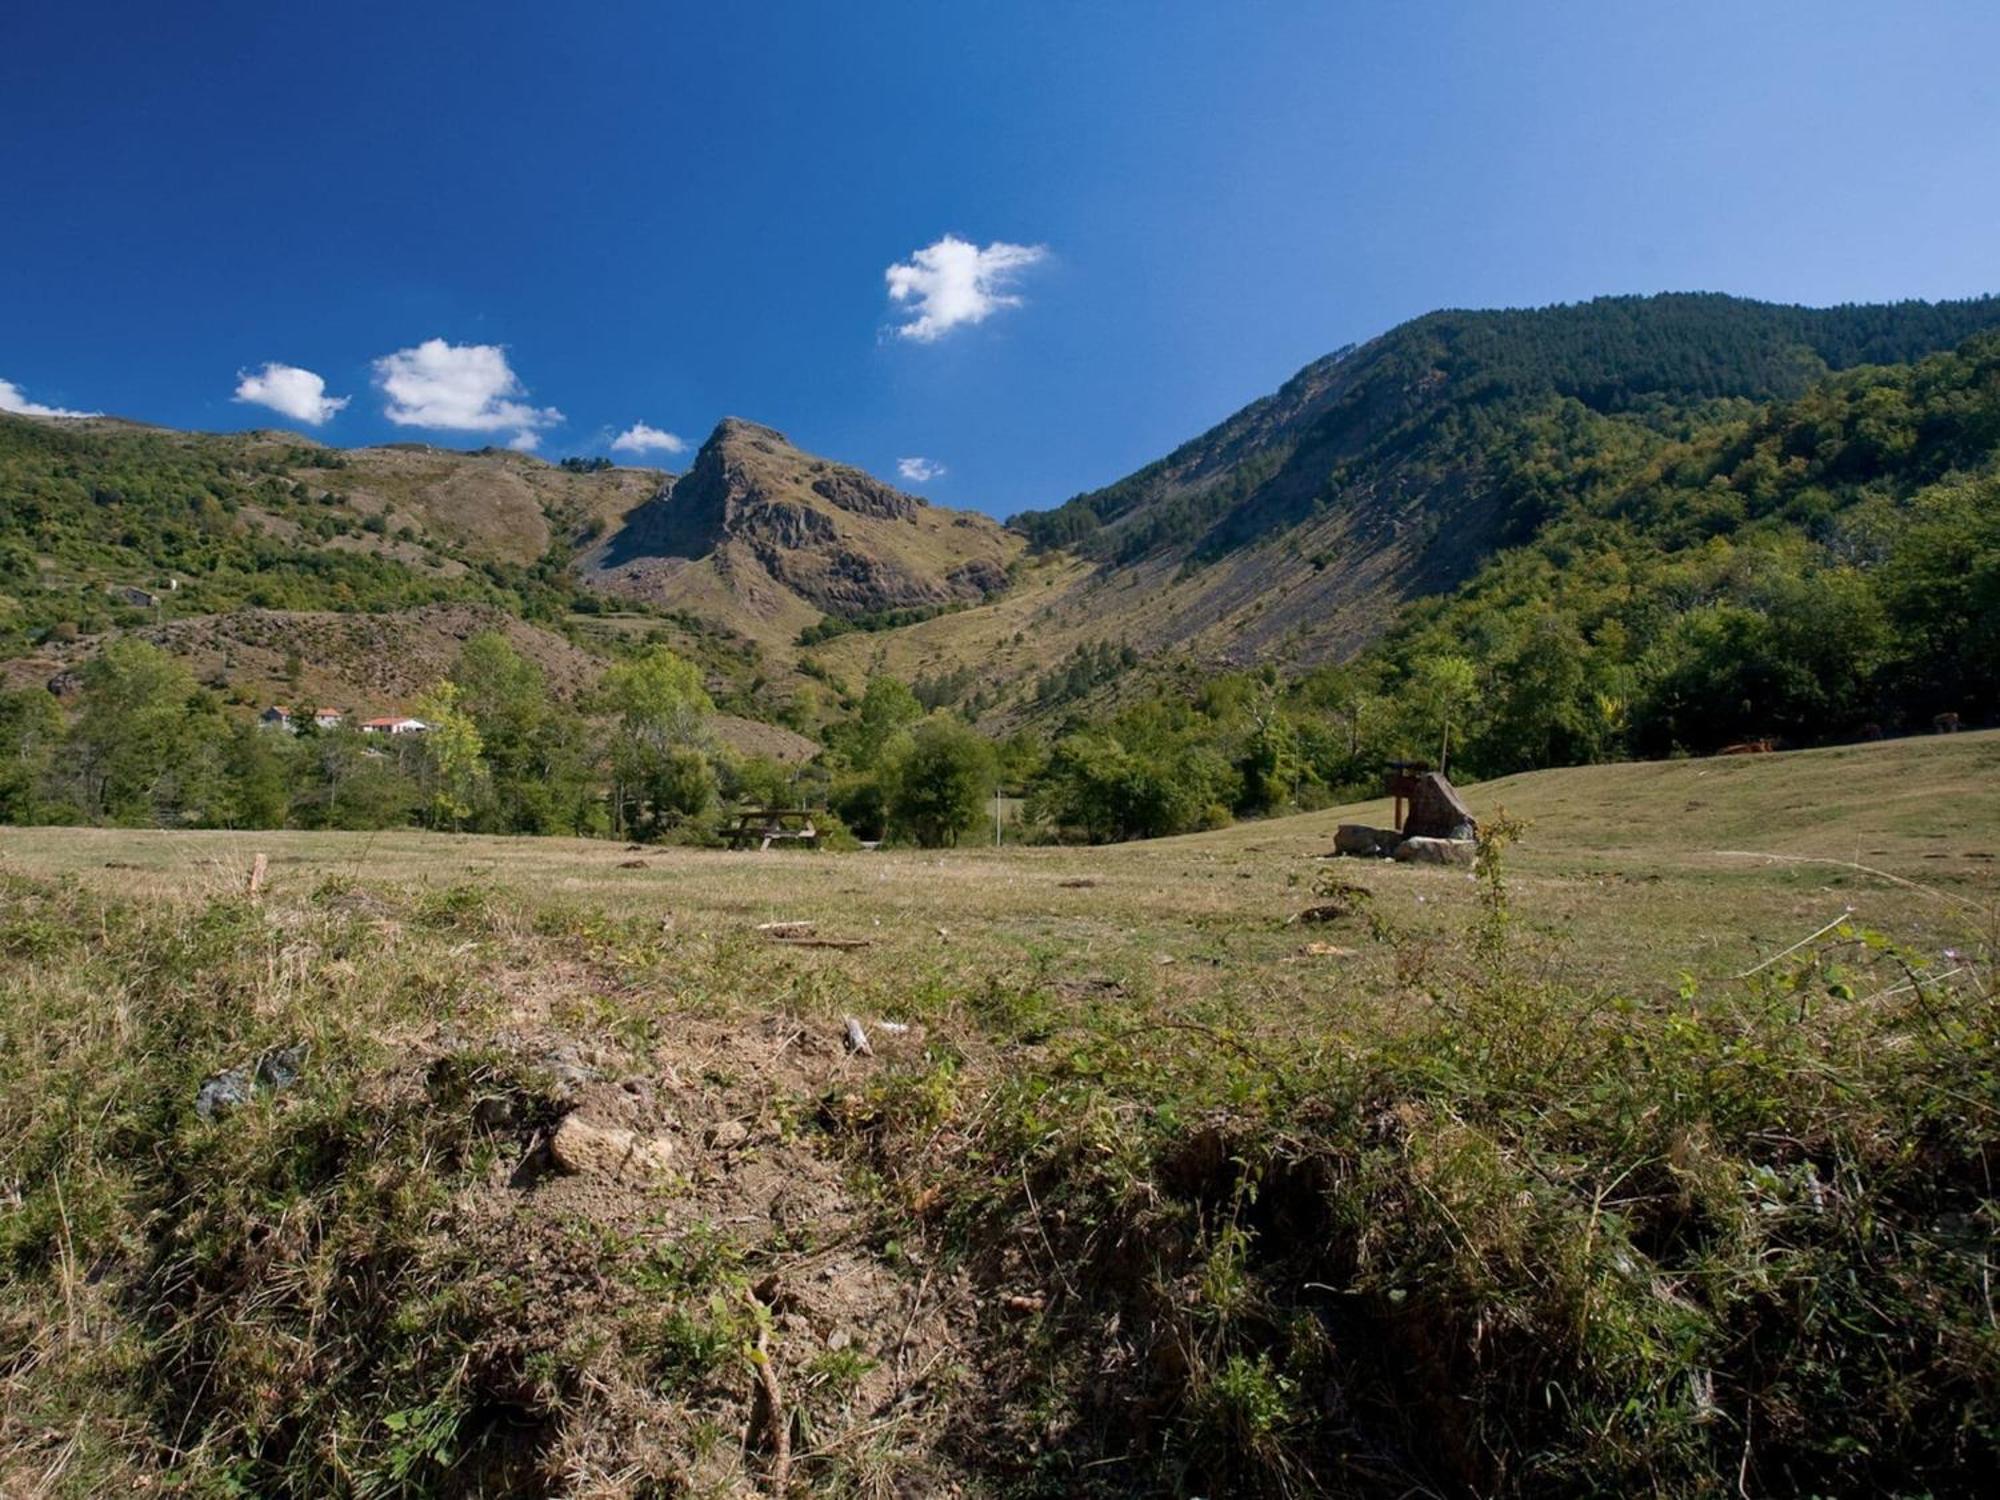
[409, 1011, 971, 1492]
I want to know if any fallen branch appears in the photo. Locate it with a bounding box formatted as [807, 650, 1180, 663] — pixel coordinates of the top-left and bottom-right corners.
[749, 1312, 791, 1493]
[1733, 909, 1855, 980]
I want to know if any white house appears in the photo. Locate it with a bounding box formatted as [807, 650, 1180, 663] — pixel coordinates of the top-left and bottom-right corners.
[360, 715, 428, 736]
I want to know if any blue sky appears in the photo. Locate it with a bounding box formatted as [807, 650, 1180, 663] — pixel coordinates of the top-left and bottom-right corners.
[3, 1, 1997, 517]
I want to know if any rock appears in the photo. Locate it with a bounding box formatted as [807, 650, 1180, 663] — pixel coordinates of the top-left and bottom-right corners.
[1334, 824, 1400, 857]
[706, 1118, 751, 1151]
[194, 1065, 254, 1121]
[1403, 773, 1478, 841]
[549, 1114, 677, 1182]
[1392, 836, 1476, 867]
[195, 1043, 307, 1120]
[257, 1045, 306, 1091]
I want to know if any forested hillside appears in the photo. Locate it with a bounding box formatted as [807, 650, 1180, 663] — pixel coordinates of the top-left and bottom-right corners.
[1014, 292, 2000, 565]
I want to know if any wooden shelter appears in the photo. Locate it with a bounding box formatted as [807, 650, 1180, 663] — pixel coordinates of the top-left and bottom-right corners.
[725, 808, 820, 851]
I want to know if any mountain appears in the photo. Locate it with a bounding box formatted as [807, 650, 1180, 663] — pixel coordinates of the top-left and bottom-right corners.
[986, 293, 2000, 673]
[4, 292, 1995, 748]
[582, 418, 1022, 647]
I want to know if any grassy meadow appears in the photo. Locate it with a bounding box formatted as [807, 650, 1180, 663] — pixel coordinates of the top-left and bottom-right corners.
[1, 732, 1996, 1496]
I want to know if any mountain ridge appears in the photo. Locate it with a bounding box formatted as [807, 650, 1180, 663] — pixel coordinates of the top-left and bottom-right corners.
[581, 416, 1021, 642]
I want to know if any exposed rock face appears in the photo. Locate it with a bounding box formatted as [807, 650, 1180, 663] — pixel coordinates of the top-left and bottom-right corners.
[585, 418, 1019, 623]
[810, 467, 919, 521]
[946, 558, 1010, 594]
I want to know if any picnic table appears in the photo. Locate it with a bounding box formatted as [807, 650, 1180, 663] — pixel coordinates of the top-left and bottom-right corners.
[725, 807, 820, 851]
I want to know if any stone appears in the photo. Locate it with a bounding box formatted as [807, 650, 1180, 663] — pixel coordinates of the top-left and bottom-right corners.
[1403, 773, 1478, 841]
[549, 1114, 676, 1182]
[195, 1043, 307, 1120]
[1391, 836, 1476, 867]
[1333, 824, 1398, 856]
[705, 1118, 751, 1151]
[194, 1065, 254, 1121]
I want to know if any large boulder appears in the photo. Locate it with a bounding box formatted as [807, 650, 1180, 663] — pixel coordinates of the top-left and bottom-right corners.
[1334, 824, 1401, 857]
[1392, 836, 1476, 868]
[1405, 773, 1477, 841]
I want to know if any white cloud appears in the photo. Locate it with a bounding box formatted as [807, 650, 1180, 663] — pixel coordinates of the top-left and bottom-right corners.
[232, 362, 349, 425]
[0, 377, 97, 419]
[897, 456, 946, 483]
[610, 422, 688, 456]
[506, 431, 542, 453]
[885, 235, 1048, 342]
[372, 338, 561, 448]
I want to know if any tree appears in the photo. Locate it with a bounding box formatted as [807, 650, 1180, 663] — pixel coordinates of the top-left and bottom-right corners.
[215, 719, 294, 829]
[1410, 654, 1477, 773]
[67, 639, 205, 824]
[449, 632, 577, 833]
[0, 686, 65, 823]
[598, 646, 714, 836]
[655, 746, 718, 820]
[839, 676, 923, 771]
[409, 681, 485, 830]
[299, 727, 415, 830]
[886, 714, 994, 848]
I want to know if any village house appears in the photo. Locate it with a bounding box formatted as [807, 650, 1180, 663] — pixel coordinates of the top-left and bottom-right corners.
[311, 707, 344, 729]
[259, 705, 295, 732]
[360, 715, 428, 736]
[109, 583, 161, 609]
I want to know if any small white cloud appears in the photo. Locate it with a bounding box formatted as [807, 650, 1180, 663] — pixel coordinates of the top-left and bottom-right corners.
[233, 362, 349, 426]
[610, 422, 687, 456]
[506, 431, 541, 453]
[0, 377, 97, 419]
[885, 235, 1048, 342]
[373, 338, 561, 449]
[897, 456, 946, 483]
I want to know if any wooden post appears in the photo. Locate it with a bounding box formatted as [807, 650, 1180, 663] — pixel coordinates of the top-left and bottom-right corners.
[247, 852, 268, 898]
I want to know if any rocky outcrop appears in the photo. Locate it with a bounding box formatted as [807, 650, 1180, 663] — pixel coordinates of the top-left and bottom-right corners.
[811, 467, 919, 521]
[584, 417, 1020, 625]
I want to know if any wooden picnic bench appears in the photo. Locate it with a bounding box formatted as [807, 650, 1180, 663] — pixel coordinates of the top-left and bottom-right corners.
[725, 807, 820, 851]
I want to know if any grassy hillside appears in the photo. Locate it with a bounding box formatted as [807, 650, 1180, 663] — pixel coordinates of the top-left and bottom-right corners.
[0, 414, 664, 650]
[1, 732, 1993, 1495]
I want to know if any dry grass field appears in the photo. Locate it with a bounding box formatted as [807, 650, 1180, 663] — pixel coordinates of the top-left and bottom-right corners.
[8, 728, 1992, 1005]
[2, 731, 1995, 1497]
